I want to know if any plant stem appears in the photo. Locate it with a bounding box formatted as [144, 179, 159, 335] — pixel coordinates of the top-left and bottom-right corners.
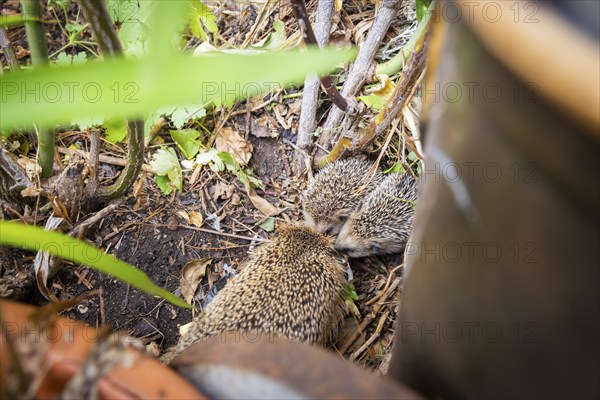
[376, 0, 436, 77]
[21, 0, 54, 178]
[20, 0, 49, 65]
[77, 0, 145, 202]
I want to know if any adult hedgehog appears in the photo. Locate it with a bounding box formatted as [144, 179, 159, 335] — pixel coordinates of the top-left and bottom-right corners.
[161, 225, 347, 363]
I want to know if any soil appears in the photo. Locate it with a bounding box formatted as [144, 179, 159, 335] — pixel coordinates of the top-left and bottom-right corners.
[0, 0, 415, 374]
[1, 134, 404, 371]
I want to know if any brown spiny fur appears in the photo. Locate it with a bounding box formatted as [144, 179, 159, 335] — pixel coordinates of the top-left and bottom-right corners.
[335, 172, 419, 258]
[302, 158, 383, 235]
[161, 225, 347, 364]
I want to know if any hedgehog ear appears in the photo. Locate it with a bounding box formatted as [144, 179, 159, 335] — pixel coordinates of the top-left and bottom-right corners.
[369, 243, 382, 254]
[338, 212, 350, 223]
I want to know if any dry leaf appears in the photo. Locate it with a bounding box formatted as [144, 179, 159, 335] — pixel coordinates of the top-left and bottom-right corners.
[34, 216, 64, 302]
[176, 210, 190, 221]
[179, 321, 193, 336]
[251, 117, 278, 138]
[189, 211, 203, 227]
[211, 182, 235, 200]
[20, 185, 42, 197]
[215, 127, 253, 165]
[245, 184, 279, 216]
[288, 99, 302, 115]
[180, 258, 212, 304]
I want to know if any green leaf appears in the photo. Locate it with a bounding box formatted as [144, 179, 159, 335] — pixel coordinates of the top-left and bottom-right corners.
[104, 118, 128, 143]
[357, 93, 387, 110]
[342, 283, 359, 302]
[0, 220, 190, 308]
[195, 148, 223, 171]
[109, 0, 154, 56]
[258, 217, 275, 232]
[416, 0, 433, 22]
[150, 147, 182, 193]
[165, 104, 206, 129]
[384, 162, 406, 174]
[154, 174, 173, 195]
[55, 51, 87, 66]
[170, 128, 203, 159]
[186, 0, 218, 41]
[72, 115, 104, 130]
[250, 19, 286, 51]
[65, 22, 86, 37]
[0, 48, 355, 131]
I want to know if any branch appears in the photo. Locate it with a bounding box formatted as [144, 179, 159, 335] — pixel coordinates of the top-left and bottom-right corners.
[294, 0, 335, 171]
[315, 24, 430, 168]
[290, 0, 351, 113]
[0, 28, 20, 72]
[316, 0, 403, 154]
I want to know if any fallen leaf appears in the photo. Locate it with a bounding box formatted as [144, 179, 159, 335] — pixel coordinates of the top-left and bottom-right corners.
[288, 99, 302, 115]
[20, 185, 42, 197]
[211, 182, 235, 200]
[258, 217, 275, 232]
[189, 211, 203, 227]
[245, 184, 279, 216]
[176, 210, 190, 221]
[251, 116, 278, 138]
[34, 216, 64, 302]
[215, 127, 253, 166]
[180, 258, 212, 304]
[15, 45, 30, 59]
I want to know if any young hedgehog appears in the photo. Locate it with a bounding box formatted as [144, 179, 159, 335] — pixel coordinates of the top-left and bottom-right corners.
[302, 158, 384, 235]
[335, 172, 418, 258]
[161, 225, 347, 364]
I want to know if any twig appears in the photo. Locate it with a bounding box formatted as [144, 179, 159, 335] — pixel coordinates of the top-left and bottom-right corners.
[57, 146, 155, 173]
[315, 26, 430, 167]
[339, 277, 401, 354]
[290, 0, 351, 114]
[350, 310, 390, 361]
[0, 27, 20, 72]
[175, 224, 271, 243]
[366, 265, 401, 306]
[317, 0, 403, 155]
[295, 0, 335, 172]
[71, 200, 122, 239]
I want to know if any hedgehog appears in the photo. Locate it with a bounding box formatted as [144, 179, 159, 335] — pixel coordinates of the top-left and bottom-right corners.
[302, 158, 384, 235]
[335, 172, 419, 258]
[160, 225, 347, 364]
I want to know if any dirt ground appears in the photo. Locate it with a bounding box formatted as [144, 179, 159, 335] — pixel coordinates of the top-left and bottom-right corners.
[0, 0, 415, 375]
[0, 134, 405, 373]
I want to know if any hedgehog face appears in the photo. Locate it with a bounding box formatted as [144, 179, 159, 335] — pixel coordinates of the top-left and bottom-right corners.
[335, 228, 407, 258]
[302, 208, 351, 236]
[334, 224, 380, 258]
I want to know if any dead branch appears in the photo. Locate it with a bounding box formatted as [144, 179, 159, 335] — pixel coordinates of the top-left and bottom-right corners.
[316, 0, 403, 156]
[315, 25, 430, 168]
[295, 0, 335, 172]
